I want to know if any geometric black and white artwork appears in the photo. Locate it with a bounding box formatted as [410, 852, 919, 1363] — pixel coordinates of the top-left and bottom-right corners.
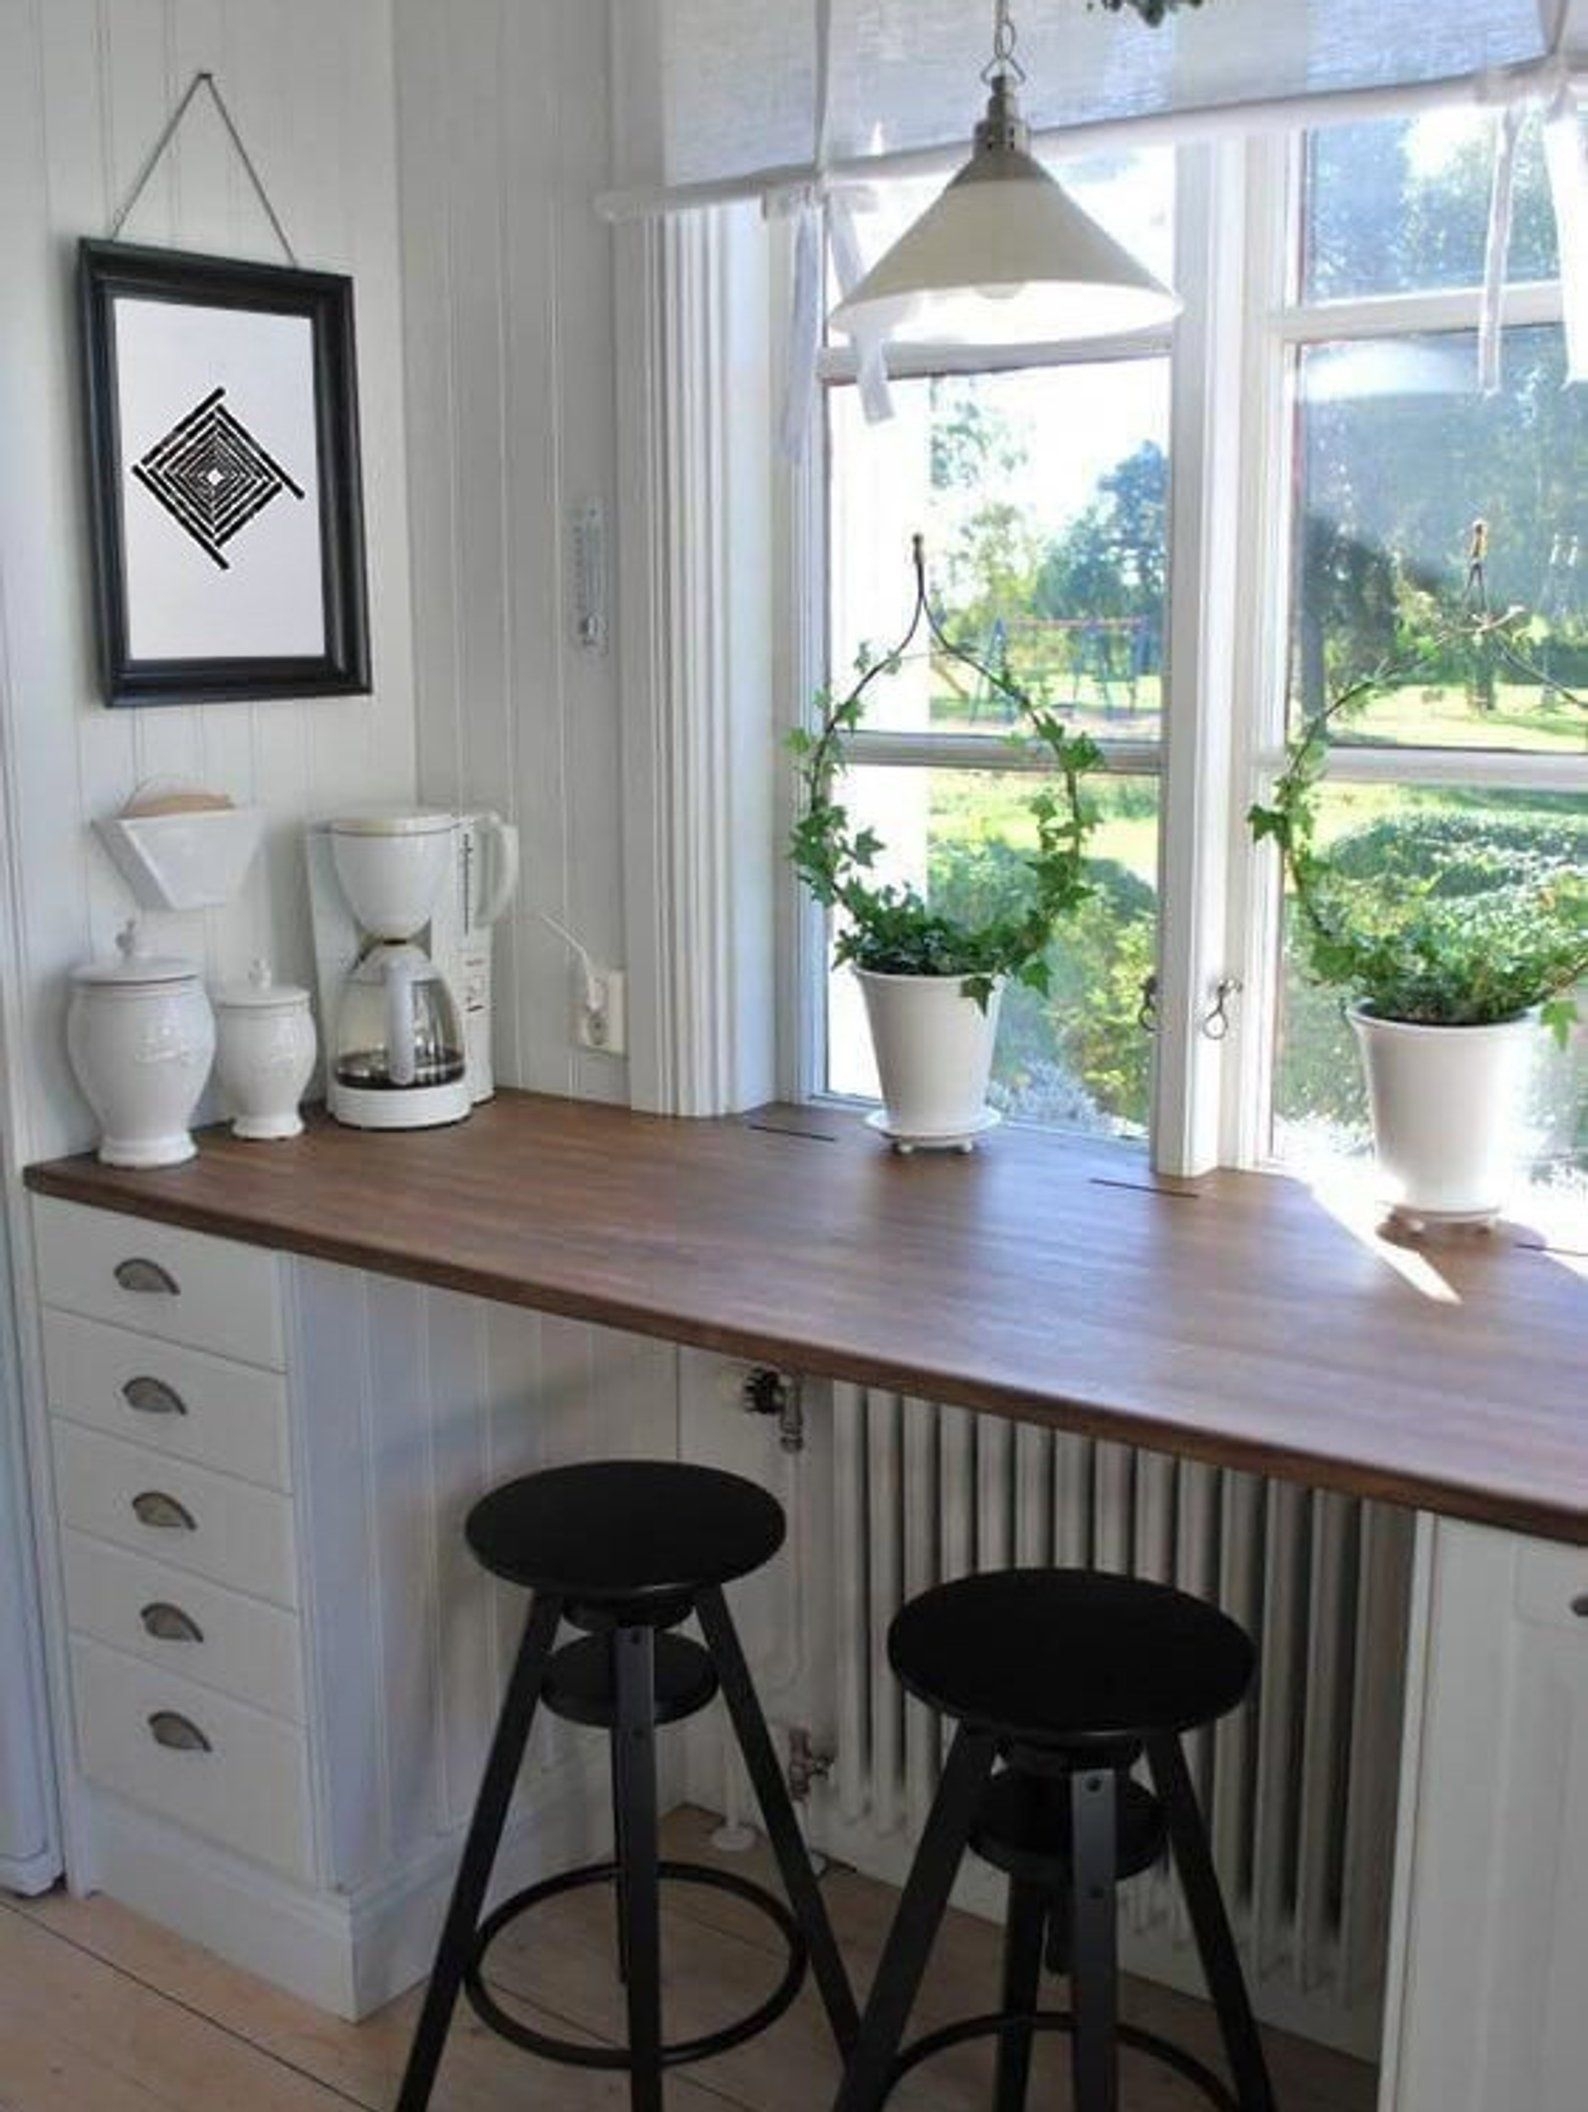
[132, 386, 305, 571]
[79, 240, 370, 705]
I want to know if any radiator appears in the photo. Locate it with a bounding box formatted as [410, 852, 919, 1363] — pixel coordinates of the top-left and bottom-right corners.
[818, 1383, 1414, 2060]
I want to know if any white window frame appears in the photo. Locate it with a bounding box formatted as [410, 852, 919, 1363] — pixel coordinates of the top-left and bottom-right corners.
[782, 125, 1588, 1176]
[781, 140, 1250, 1176]
[1225, 130, 1588, 1173]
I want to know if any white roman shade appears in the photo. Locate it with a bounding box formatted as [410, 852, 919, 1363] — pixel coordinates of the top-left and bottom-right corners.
[608, 0, 1577, 210]
[605, 0, 1588, 428]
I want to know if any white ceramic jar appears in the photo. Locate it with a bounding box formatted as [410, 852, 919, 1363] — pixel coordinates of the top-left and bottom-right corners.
[67, 922, 215, 1167]
[214, 961, 317, 1140]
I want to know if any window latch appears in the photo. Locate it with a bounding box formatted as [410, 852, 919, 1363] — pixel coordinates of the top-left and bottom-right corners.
[1201, 975, 1242, 1042]
[1136, 973, 1159, 1034]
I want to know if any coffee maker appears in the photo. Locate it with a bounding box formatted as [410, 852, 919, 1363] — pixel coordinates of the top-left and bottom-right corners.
[307, 810, 518, 1129]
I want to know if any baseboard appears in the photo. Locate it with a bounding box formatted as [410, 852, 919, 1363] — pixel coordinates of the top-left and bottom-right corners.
[88, 1787, 364, 2013]
[83, 1743, 610, 2020]
[0, 1839, 63, 1896]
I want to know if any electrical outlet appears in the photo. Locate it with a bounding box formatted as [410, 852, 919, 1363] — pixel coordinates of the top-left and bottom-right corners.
[576, 966, 626, 1057]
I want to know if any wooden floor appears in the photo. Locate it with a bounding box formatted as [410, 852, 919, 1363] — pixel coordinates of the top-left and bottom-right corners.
[0, 1808, 1377, 2111]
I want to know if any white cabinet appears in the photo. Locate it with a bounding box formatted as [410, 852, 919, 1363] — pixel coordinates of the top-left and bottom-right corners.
[1383, 1517, 1588, 2112]
[28, 1197, 669, 2017]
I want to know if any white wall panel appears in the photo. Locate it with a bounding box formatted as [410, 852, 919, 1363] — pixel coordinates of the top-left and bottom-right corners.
[0, 0, 418, 1165]
[394, 0, 628, 1105]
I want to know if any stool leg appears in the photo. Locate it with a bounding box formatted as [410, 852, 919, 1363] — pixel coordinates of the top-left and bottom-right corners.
[697, 1583, 860, 2054]
[992, 1879, 1047, 2112]
[395, 1590, 563, 2112]
[613, 1624, 664, 2112]
[1068, 1764, 1120, 2112]
[610, 1698, 632, 1986]
[1147, 1735, 1276, 2112]
[830, 1723, 998, 2112]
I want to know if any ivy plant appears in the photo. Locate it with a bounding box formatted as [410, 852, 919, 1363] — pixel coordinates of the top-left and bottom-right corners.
[788, 542, 1103, 1013]
[1248, 643, 1588, 1047]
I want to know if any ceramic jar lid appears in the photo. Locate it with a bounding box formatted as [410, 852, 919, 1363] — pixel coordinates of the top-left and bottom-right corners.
[72, 920, 201, 987]
[214, 959, 311, 1012]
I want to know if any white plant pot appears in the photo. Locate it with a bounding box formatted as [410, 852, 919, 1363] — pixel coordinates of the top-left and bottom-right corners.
[1348, 1004, 1538, 1225]
[855, 968, 1003, 1144]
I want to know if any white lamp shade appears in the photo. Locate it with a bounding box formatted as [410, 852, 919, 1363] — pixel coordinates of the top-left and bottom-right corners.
[830, 151, 1180, 346]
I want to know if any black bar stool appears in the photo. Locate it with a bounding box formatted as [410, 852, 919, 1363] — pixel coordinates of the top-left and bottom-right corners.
[396, 1459, 859, 2112]
[832, 1569, 1277, 2112]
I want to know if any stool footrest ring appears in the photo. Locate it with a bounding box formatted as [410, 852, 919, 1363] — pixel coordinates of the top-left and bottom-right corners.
[885, 2006, 1239, 2110]
[463, 1857, 808, 2070]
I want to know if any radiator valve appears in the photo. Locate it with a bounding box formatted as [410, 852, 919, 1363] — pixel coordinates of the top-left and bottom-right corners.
[742, 1366, 805, 1452]
[786, 1726, 834, 1803]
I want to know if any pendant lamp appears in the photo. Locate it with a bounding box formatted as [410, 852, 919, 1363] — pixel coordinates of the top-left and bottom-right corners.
[830, 0, 1180, 347]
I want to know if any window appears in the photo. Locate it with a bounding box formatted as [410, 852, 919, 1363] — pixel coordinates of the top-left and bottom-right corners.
[1263, 115, 1587, 1199]
[816, 150, 1174, 1143]
[791, 120, 1587, 1194]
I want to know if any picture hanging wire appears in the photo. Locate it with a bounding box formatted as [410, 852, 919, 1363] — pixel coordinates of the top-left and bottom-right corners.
[108, 69, 298, 268]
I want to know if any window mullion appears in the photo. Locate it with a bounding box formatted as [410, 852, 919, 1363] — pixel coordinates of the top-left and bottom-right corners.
[1152, 139, 1250, 1177]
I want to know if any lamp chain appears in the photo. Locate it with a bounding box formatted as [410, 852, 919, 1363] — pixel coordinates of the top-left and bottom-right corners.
[984, 0, 1027, 83]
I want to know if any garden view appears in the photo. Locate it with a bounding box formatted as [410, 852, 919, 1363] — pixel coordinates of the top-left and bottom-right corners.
[826, 117, 1586, 1189]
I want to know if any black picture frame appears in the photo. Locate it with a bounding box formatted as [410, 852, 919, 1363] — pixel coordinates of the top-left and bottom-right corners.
[79, 238, 371, 705]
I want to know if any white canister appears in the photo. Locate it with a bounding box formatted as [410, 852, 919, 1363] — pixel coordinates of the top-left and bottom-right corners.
[67, 922, 215, 1167]
[214, 961, 317, 1141]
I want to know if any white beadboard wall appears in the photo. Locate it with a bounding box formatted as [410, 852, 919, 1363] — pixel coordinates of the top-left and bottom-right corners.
[0, 0, 418, 1165]
[393, 0, 628, 1103]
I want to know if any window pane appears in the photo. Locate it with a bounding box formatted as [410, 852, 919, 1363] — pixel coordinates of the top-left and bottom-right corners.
[1291, 326, 1588, 756]
[1303, 111, 1559, 302]
[1270, 785, 1588, 1200]
[829, 363, 1170, 743]
[825, 769, 1159, 1140]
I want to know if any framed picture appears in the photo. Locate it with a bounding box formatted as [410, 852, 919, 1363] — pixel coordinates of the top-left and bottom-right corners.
[79, 239, 371, 705]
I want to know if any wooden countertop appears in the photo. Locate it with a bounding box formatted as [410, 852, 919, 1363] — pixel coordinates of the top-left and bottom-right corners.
[24, 1091, 1588, 1544]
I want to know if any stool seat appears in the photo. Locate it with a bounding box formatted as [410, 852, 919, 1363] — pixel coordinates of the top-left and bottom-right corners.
[466, 1459, 785, 1599]
[970, 1766, 1166, 1889]
[888, 1568, 1254, 1747]
[543, 1632, 718, 1728]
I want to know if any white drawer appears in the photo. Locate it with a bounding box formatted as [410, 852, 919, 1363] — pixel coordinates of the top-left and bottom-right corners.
[62, 1530, 305, 1723]
[53, 1421, 298, 1611]
[44, 1310, 291, 1493]
[33, 1197, 284, 1369]
[71, 1635, 313, 1883]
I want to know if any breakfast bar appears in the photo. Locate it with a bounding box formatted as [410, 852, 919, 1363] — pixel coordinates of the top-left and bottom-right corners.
[24, 1088, 1588, 1545]
[19, 1092, 1588, 2110]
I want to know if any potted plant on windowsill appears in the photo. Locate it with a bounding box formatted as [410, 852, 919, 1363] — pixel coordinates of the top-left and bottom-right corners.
[1249, 656, 1588, 1228]
[789, 538, 1102, 1150]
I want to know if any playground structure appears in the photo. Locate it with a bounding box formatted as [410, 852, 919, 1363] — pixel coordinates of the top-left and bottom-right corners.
[932, 609, 1161, 721]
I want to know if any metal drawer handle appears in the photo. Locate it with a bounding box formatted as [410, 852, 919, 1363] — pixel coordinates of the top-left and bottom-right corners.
[131, 1490, 196, 1532]
[147, 1710, 211, 1754]
[114, 1257, 179, 1296]
[123, 1375, 187, 1417]
[1572, 1592, 1588, 1620]
[140, 1601, 204, 1644]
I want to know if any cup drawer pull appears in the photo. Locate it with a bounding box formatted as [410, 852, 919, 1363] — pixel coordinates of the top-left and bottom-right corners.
[131, 1490, 196, 1532]
[123, 1375, 187, 1417]
[114, 1257, 180, 1296]
[1572, 1592, 1588, 1620]
[139, 1601, 204, 1644]
[147, 1710, 211, 1753]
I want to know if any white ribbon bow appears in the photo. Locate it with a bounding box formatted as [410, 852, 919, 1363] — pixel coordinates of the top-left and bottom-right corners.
[775, 0, 894, 459]
[1478, 9, 1588, 391]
